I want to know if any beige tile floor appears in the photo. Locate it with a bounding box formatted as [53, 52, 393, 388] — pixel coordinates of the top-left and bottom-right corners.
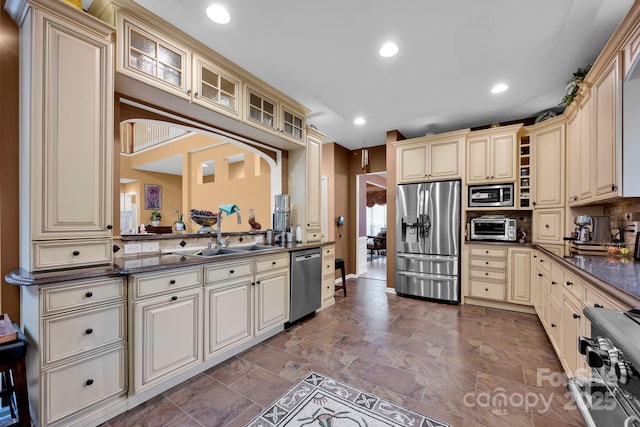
[104, 256, 585, 426]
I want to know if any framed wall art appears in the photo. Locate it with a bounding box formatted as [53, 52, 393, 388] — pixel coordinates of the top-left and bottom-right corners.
[144, 184, 161, 210]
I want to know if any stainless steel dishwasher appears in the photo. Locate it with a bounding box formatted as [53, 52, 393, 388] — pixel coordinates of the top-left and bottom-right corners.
[289, 247, 322, 323]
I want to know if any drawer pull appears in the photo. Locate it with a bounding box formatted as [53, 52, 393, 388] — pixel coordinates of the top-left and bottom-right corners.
[594, 303, 604, 308]
[230, 269, 235, 274]
[538, 273, 543, 277]
[106, 224, 113, 230]
[485, 261, 489, 265]
[256, 281, 261, 285]
[551, 281, 557, 285]
[171, 296, 178, 301]
[169, 279, 176, 285]
[540, 259, 544, 263]
[72, 250, 80, 256]
[573, 313, 581, 319]
[85, 328, 93, 335]
[86, 379, 94, 386]
[272, 261, 277, 265]
[551, 323, 557, 328]
[485, 272, 489, 276]
[85, 291, 93, 298]
[566, 281, 573, 286]
[485, 250, 489, 254]
[545, 224, 550, 229]
[485, 288, 489, 292]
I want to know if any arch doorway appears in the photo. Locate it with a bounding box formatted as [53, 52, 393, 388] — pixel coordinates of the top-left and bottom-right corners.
[355, 172, 387, 278]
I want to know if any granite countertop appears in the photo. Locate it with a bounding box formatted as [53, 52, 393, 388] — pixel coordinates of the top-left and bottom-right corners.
[6, 241, 334, 286]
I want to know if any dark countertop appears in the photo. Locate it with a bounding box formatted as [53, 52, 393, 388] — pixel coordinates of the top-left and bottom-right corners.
[6, 241, 334, 286]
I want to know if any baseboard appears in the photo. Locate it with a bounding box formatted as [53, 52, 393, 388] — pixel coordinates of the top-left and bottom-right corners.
[334, 273, 357, 284]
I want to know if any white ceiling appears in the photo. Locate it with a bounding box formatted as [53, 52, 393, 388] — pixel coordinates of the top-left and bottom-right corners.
[128, 0, 634, 150]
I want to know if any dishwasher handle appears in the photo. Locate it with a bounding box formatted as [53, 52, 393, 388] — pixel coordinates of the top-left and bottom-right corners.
[294, 253, 321, 262]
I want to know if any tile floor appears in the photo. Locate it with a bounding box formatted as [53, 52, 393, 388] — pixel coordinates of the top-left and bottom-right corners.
[104, 257, 585, 426]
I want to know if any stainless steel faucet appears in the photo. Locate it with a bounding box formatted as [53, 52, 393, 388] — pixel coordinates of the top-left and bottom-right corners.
[216, 207, 241, 247]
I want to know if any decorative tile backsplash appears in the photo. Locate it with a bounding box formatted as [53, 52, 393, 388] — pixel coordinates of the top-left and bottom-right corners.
[604, 199, 640, 250]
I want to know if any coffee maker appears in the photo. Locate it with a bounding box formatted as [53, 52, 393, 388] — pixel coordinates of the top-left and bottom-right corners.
[273, 194, 290, 243]
[574, 216, 592, 243]
[573, 215, 612, 244]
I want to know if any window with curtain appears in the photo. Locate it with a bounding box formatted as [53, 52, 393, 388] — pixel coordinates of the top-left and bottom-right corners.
[366, 204, 387, 236]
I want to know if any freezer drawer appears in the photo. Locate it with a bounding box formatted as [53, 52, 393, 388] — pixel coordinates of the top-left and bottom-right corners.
[395, 270, 459, 302]
[396, 253, 458, 275]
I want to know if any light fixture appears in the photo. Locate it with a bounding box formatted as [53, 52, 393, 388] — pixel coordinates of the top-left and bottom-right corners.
[379, 42, 399, 58]
[361, 142, 369, 172]
[206, 4, 230, 24]
[354, 117, 366, 125]
[491, 83, 509, 94]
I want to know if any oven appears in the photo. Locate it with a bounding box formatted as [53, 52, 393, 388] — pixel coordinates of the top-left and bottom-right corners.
[470, 216, 517, 242]
[569, 307, 640, 427]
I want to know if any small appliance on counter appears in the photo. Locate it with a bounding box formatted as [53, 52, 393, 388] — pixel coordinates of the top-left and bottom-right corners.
[569, 215, 614, 256]
[273, 194, 291, 244]
[469, 215, 517, 242]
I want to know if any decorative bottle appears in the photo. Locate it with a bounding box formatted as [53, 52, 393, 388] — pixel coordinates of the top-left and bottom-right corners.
[296, 225, 302, 243]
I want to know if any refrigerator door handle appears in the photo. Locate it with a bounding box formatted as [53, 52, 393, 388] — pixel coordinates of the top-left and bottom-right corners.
[419, 213, 431, 238]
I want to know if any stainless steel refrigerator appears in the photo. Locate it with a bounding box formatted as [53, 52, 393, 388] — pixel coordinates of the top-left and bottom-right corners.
[395, 180, 461, 303]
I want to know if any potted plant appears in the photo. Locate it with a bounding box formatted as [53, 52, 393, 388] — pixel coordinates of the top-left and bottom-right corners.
[150, 210, 161, 226]
[173, 213, 185, 231]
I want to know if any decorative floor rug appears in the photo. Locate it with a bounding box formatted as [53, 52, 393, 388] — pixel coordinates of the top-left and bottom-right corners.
[246, 371, 450, 427]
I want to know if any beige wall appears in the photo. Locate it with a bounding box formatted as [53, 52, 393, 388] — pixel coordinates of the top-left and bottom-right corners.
[0, 0, 20, 321]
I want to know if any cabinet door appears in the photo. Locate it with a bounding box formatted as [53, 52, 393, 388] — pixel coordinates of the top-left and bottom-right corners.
[535, 265, 550, 327]
[593, 56, 620, 199]
[579, 94, 593, 200]
[548, 300, 562, 355]
[280, 104, 305, 145]
[33, 11, 113, 239]
[192, 54, 240, 118]
[132, 288, 202, 393]
[246, 87, 278, 132]
[397, 144, 427, 182]
[508, 248, 532, 305]
[565, 111, 581, 205]
[466, 137, 489, 184]
[533, 123, 565, 208]
[491, 134, 515, 181]
[429, 139, 460, 179]
[562, 294, 585, 377]
[255, 269, 289, 335]
[119, 12, 190, 100]
[306, 133, 321, 229]
[204, 280, 252, 359]
[533, 209, 564, 244]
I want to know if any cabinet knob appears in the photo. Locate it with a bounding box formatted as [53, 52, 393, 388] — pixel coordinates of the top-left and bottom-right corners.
[86, 379, 94, 386]
[573, 313, 581, 319]
[533, 255, 538, 258]
[594, 303, 604, 308]
[230, 269, 235, 274]
[538, 273, 543, 277]
[256, 280, 261, 285]
[171, 296, 178, 301]
[169, 279, 176, 285]
[566, 281, 573, 286]
[85, 328, 93, 335]
[485, 250, 489, 254]
[106, 224, 113, 230]
[532, 202, 537, 206]
[272, 261, 277, 265]
[72, 250, 80, 256]
[545, 224, 550, 228]
[485, 272, 489, 276]
[485, 288, 489, 292]
[551, 281, 557, 285]
[551, 323, 557, 328]
[540, 259, 544, 263]
[194, 92, 199, 98]
[485, 261, 489, 265]
[612, 184, 617, 191]
[85, 291, 93, 298]
[187, 89, 192, 95]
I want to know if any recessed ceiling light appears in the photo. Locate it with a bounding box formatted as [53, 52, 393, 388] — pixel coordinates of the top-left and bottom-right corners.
[206, 4, 230, 24]
[354, 117, 366, 125]
[379, 42, 399, 58]
[491, 83, 509, 94]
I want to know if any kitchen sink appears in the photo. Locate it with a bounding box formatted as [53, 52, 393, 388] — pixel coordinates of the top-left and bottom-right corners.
[170, 244, 279, 257]
[229, 244, 278, 251]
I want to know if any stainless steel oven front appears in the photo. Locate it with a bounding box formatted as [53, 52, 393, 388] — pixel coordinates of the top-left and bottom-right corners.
[468, 183, 514, 207]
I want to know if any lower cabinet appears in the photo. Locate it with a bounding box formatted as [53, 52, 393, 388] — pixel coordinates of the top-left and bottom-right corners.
[255, 268, 289, 334]
[468, 246, 507, 301]
[321, 244, 336, 308]
[562, 292, 587, 377]
[23, 277, 127, 427]
[507, 248, 532, 305]
[130, 267, 203, 393]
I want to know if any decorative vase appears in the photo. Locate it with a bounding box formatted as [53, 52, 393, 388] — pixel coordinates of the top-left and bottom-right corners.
[151, 220, 160, 227]
[62, 0, 83, 10]
[175, 223, 185, 231]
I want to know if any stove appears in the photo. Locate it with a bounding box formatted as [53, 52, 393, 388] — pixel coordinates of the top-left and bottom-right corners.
[569, 307, 640, 426]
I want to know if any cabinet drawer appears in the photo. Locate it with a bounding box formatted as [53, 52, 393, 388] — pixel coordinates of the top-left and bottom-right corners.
[322, 255, 336, 276]
[563, 273, 584, 301]
[205, 260, 252, 283]
[470, 280, 505, 301]
[470, 247, 506, 258]
[132, 267, 202, 299]
[255, 253, 289, 273]
[470, 258, 506, 269]
[33, 239, 111, 271]
[306, 228, 322, 242]
[44, 346, 126, 425]
[585, 286, 629, 311]
[44, 303, 125, 365]
[322, 245, 335, 257]
[42, 277, 125, 316]
[470, 269, 505, 281]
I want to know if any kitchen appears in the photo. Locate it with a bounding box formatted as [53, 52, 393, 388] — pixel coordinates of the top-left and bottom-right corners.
[3, 0, 637, 427]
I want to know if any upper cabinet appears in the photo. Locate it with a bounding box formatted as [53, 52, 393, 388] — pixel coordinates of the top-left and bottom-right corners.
[566, 92, 593, 206]
[466, 125, 520, 185]
[529, 118, 565, 209]
[395, 129, 467, 183]
[6, 0, 116, 271]
[193, 54, 241, 118]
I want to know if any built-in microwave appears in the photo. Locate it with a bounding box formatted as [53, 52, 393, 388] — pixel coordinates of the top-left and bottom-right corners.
[468, 183, 514, 208]
[470, 216, 517, 242]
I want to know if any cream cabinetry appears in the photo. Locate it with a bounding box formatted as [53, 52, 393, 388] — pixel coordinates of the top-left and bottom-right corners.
[321, 244, 336, 309]
[130, 267, 203, 393]
[507, 248, 532, 305]
[530, 118, 565, 208]
[533, 209, 564, 244]
[21, 277, 127, 427]
[566, 93, 593, 205]
[6, 0, 115, 271]
[254, 253, 289, 334]
[244, 86, 306, 144]
[290, 127, 324, 242]
[395, 130, 466, 183]
[466, 125, 519, 184]
[468, 246, 507, 301]
[593, 55, 621, 200]
[533, 251, 551, 328]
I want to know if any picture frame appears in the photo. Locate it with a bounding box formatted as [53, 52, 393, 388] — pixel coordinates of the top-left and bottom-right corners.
[144, 184, 161, 210]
